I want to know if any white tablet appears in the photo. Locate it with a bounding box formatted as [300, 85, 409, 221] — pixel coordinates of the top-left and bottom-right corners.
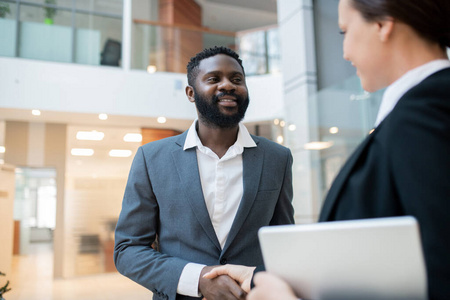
[258, 216, 427, 300]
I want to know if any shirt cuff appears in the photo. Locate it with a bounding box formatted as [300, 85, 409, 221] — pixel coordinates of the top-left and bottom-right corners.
[177, 262, 206, 297]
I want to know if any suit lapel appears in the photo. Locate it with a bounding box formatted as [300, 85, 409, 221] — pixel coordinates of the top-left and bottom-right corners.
[172, 134, 221, 251]
[222, 144, 264, 253]
[319, 130, 376, 221]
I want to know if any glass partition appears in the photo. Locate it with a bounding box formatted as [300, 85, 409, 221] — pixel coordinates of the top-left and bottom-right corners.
[75, 11, 122, 66]
[237, 26, 281, 75]
[284, 75, 384, 220]
[0, 0, 122, 66]
[132, 21, 236, 73]
[131, 20, 279, 76]
[0, 1, 17, 57]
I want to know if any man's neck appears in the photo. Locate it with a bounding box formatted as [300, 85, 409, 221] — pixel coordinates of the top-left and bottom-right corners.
[196, 121, 239, 159]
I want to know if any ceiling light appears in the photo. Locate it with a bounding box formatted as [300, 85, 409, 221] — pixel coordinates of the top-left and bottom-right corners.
[99, 113, 108, 120]
[329, 127, 339, 134]
[147, 65, 157, 73]
[288, 124, 296, 131]
[0, 146, 5, 153]
[304, 141, 334, 150]
[157, 117, 167, 124]
[273, 119, 280, 125]
[109, 149, 132, 157]
[279, 121, 286, 127]
[123, 133, 142, 142]
[71, 148, 94, 156]
[76, 130, 104, 141]
[32, 109, 41, 116]
[276, 135, 284, 144]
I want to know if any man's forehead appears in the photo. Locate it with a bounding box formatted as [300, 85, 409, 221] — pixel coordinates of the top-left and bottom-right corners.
[197, 54, 243, 74]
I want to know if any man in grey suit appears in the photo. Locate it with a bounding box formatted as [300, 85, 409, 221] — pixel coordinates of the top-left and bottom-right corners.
[114, 46, 294, 300]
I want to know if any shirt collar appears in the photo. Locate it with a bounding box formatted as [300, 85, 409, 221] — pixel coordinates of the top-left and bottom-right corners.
[374, 59, 450, 127]
[183, 120, 257, 151]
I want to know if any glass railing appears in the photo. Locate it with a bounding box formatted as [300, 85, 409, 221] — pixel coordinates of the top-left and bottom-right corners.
[0, 0, 122, 66]
[0, 1, 281, 75]
[131, 19, 281, 75]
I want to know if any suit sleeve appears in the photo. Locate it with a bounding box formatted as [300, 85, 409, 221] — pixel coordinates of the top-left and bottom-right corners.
[114, 147, 189, 300]
[269, 148, 295, 225]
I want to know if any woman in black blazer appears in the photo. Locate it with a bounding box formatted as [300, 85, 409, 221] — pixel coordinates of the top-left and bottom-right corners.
[203, 0, 450, 299]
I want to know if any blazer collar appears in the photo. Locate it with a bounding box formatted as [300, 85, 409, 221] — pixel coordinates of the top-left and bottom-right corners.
[172, 131, 222, 251]
[222, 137, 264, 254]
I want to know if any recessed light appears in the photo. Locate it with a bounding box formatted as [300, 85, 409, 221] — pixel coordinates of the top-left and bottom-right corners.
[32, 110, 41, 116]
[329, 127, 339, 134]
[71, 148, 94, 156]
[99, 113, 108, 120]
[147, 65, 157, 73]
[123, 133, 142, 142]
[76, 130, 104, 141]
[288, 124, 296, 131]
[109, 149, 132, 157]
[276, 135, 284, 144]
[273, 119, 280, 125]
[304, 141, 334, 150]
[157, 117, 167, 124]
[0, 146, 5, 153]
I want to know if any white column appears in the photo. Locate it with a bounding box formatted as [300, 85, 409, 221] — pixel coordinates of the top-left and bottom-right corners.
[277, 0, 322, 224]
[121, 0, 132, 71]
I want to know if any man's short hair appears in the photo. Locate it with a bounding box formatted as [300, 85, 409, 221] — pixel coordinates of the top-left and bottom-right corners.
[186, 46, 245, 86]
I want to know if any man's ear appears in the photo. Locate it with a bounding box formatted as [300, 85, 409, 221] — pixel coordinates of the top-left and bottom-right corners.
[186, 85, 195, 103]
[378, 17, 394, 42]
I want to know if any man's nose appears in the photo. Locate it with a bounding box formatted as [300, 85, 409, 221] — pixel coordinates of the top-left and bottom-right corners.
[218, 78, 236, 91]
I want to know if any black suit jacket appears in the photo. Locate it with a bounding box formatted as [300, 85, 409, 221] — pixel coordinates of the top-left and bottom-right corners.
[319, 68, 450, 300]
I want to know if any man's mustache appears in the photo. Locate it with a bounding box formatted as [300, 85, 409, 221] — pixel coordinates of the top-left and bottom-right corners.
[214, 92, 240, 103]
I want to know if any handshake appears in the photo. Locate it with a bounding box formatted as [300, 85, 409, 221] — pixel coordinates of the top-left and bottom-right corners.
[199, 265, 297, 300]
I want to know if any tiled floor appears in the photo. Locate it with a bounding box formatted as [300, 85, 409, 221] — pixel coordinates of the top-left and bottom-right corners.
[5, 243, 151, 300]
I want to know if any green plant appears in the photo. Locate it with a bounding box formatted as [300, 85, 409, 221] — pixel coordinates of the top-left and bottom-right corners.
[0, 272, 11, 300]
[44, 0, 57, 20]
[0, 3, 11, 18]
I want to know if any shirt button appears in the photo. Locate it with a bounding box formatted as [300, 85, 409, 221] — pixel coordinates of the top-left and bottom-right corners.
[220, 258, 227, 265]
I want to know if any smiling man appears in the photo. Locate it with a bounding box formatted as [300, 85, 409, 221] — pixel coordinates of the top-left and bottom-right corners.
[114, 46, 295, 300]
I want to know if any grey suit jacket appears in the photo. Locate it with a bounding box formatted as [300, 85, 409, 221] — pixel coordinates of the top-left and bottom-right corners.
[114, 130, 294, 300]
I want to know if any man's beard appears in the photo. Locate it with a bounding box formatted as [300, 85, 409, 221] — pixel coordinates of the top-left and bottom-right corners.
[194, 90, 249, 129]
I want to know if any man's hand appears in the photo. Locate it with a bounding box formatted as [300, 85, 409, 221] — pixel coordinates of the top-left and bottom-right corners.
[247, 272, 297, 300]
[199, 265, 247, 300]
[202, 264, 256, 293]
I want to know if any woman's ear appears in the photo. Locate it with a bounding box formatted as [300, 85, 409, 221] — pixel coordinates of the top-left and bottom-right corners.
[378, 17, 394, 42]
[186, 85, 195, 103]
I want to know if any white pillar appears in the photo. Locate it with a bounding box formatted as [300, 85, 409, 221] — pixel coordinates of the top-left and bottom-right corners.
[122, 0, 132, 71]
[277, 0, 322, 223]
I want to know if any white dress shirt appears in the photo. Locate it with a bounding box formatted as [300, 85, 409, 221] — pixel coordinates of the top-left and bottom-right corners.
[177, 120, 257, 297]
[374, 59, 450, 127]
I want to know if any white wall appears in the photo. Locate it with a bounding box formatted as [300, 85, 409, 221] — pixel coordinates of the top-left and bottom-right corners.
[0, 164, 15, 277]
[0, 57, 283, 124]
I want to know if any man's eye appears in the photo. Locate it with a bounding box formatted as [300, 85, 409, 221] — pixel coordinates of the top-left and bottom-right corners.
[232, 78, 242, 83]
[207, 77, 218, 82]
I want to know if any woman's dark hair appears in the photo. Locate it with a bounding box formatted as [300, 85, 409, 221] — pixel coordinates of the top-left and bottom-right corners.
[350, 0, 450, 49]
